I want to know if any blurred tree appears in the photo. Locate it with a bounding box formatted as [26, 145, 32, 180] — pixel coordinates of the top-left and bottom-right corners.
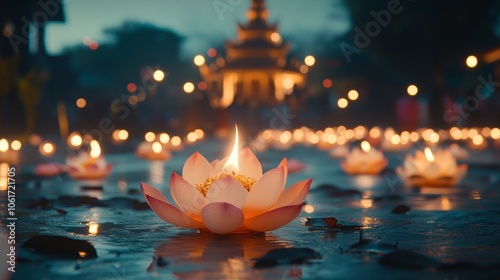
[65, 21, 185, 89]
[338, 0, 500, 127]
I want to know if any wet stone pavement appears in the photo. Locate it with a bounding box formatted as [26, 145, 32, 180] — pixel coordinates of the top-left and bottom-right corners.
[5, 140, 500, 280]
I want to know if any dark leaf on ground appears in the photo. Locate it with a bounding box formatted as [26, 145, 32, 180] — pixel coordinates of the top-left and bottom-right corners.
[306, 217, 363, 231]
[253, 248, 321, 268]
[22, 235, 97, 259]
[312, 184, 362, 197]
[378, 250, 441, 269]
[391, 204, 411, 214]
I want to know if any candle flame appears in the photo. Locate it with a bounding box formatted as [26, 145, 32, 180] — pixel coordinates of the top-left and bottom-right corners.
[424, 147, 435, 162]
[223, 125, 239, 173]
[0, 139, 8, 152]
[90, 140, 101, 158]
[361, 140, 371, 152]
[152, 142, 162, 153]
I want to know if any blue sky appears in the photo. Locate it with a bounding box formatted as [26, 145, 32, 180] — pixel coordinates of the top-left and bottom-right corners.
[46, 0, 350, 57]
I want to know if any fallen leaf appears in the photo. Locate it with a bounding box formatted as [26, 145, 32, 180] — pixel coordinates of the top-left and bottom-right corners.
[253, 248, 321, 268]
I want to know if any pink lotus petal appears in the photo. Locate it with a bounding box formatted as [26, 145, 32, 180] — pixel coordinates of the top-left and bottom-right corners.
[213, 156, 228, 174]
[141, 182, 169, 203]
[244, 166, 285, 218]
[201, 202, 244, 234]
[244, 204, 302, 232]
[170, 173, 207, 220]
[287, 158, 305, 174]
[67, 164, 113, 180]
[238, 147, 262, 178]
[205, 175, 248, 209]
[270, 179, 312, 210]
[34, 163, 66, 177]
[143, 195, 205, 229]
[210, 159, 220, 169]
[278, 158, 288, 184]
[182, 152, 213, 186]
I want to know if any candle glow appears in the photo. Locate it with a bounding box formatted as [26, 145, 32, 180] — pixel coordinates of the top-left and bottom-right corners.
[90, 140, 101, 158]
[223, 126, 239, 173]
[424, 147, 435, 162]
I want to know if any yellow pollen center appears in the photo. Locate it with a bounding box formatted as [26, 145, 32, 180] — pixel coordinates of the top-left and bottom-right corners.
[195, 172, 257, 196]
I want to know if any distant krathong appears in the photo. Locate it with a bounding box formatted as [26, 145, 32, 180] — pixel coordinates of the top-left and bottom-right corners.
[341, 141, 388, 175]
[67, 140, 112, 180]
[396, 147, 467, 187]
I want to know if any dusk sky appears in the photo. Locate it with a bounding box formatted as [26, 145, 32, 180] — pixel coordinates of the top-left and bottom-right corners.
[46, 0, 351, 57]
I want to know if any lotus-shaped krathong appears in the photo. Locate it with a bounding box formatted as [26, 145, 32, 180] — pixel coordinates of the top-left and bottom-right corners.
[66, 140, 112, 180]
[34, 162, 67, 177]
[396, 147, 467, 187]
[341, 141, 388, 175]
[141, 129, 312, 234]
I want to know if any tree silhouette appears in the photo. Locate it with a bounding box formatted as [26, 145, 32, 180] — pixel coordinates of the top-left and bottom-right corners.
[338, 0, 500, 127]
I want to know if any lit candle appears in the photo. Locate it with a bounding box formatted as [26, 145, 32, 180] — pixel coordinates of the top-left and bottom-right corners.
[39, 141, 56, 157]
[468, 135, 487, 150]
[67, 140, 112, 180]
[341, 140, 388, 175]
[0, 139, 20, 165]
[136, 141, 171, 161]
[140, 125, 313, 234]
[396, 147, 468, 187]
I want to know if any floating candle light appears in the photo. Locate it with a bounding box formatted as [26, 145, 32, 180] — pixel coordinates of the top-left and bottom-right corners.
[0, 163, 9, 191]
[341, 141, 388, 175]
[141, 126, 312, 234]
[468, 135, 487, 150]
[67, 140, 112, 180]
[39, 141, 56, 157]
[396, 147, 467, 187]
[0, 139, 20, 165]
[136, 141, 172, 161]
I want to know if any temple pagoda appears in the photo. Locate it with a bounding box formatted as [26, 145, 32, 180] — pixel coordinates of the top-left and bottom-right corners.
[198, 0, 306, 108]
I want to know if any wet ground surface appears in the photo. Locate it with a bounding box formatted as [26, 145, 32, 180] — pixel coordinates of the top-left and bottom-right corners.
[4, 139, 500, 279]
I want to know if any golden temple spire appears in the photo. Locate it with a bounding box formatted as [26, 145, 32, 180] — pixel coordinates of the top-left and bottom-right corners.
[247, 0, 269, 23]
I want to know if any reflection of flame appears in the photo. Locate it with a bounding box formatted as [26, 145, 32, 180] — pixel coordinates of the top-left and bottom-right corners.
[0, 163, 8, 191]
[88, 222, 99, 235]
[152, 142, 162, 153]
[361, 141, 371, 152]
[150, 161, 164, 185]
[90, 140, 101, 158]
[78, 251, 87, 258]
[441, 197, 451, 211]
[360, 198, 373, 209]
[424, 147, 435, 162]
[223, 125, 239, 173]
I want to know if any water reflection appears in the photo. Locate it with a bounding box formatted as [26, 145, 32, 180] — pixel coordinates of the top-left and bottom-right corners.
[117, 180, 127, 193]
[350, 175, 380, 188]
[150, 161, 164, 185]
[150, 231, 296, 279]
[0, 163, 8, 191]
[440, 197, 451, 211]
[88, 222, 99, 235]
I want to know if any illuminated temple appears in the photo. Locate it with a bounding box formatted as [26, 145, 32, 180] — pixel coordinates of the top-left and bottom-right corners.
[198, 0, 306, 108]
